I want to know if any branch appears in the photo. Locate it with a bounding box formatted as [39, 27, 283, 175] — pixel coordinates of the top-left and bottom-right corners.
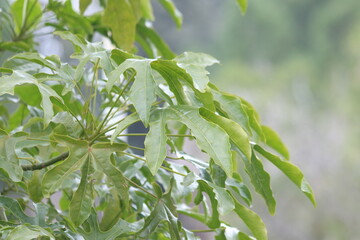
[21, 152, 69, 171]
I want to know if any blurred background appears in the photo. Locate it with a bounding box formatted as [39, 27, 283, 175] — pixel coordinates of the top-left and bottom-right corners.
[153, 0, 360, 239]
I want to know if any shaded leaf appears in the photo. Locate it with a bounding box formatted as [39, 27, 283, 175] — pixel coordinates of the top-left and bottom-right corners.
[145, 110, 168, 175]
[5, 225, 54, 240]
[102, 0, 136, 51]
[0, 130, 27, 182]
[110, 113, 140, 143]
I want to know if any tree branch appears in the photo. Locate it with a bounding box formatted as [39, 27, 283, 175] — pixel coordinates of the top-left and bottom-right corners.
[21, 152, 69, 171]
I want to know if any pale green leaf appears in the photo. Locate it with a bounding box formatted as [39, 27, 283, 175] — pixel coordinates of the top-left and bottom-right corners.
[226, 177, 252, 206]
[0, 130, 27, 182]
[140, 0, 154, 20]
[158, 0, 182, 28]
[241, 99, 265, 141]
[27, 170, 44, 203]
[262, 125, 290, 160]
[175, 52, 219, 92]
[254, 145, 316, 206]
[91, 142, 129, 202]
[199, 107, 251, 161]
[145, 110, 168, 175]
[78, 209, 144, 240]
[42, 136, 88, 197]
[11, 0, 42, 34]
[102, 0, 136, 51]
[166, 106, 233, 176]
[207, 182, 235, 215]
[6, 225, 54, 240]
[0, 70, 63, 125]
[107, 59, 157, 125]
[233, 200, 268, 240]
[10, 52, 57, 70]
[212, 90, 251, 134]
[70, 158, 94, 226]
[110, 113, 140, 143]
[0, 196, 36, 224]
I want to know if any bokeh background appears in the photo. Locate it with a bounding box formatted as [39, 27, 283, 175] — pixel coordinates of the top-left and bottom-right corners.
[152, 0, 360, 239]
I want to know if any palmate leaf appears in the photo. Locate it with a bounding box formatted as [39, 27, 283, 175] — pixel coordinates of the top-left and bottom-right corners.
[254, 145, 316, 205]
[0, 129, 27, 182]
[106, 58, 157, 126]
[0, 70, 63, 125]
[42, 135, 129, 226]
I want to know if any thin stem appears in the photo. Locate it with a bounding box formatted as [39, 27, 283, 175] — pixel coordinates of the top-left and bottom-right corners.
[21, 152, 69, 171]
[118, 133, 193, 138]
[121, 152, 186, 177]
[128, 146, 182, 160]
[96, 73, 134, 136]
[190, 229, 218, 233]
[123, 176, 158, 199]
[26, 137, 57, 143]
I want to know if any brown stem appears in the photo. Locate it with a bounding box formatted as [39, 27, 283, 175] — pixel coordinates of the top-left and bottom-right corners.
[21, 152, 69, 171]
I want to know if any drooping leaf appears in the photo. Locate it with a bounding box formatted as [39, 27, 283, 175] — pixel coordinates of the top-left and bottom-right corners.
[69, 158, 95, 226]
[232, 199, 268, 240]
[262, 125, 290, 160]
[241, 99, 265, 141]
[166, 106, 233, 176]
[102, 0, 136, 51]
[107, 59, 157, 125]
[199, 107, 251, 161]
[110, 113, 140, 143]
[0, 130, 27, 182]
[145, 110, 168, 175]
[158, 0, 183, 28]
[0, 70, 63, 125]
[242, 150, 276, 215]
[254, 145, 316, 205]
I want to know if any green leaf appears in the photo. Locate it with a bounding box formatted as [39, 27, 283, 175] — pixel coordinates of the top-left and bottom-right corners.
[69, 158, 95, 226]
[136, 23, 175, 59]
[226, 177, 252, 207]
[91, 142, 129, 203]
[78, 209, 143, 240]
[0, 130, 27, 182]
[11, 0, 42, 35]
[241, 99, 265, 141]
[110, 113, 140, 143]
[242, 150, 276, 215]
[9, 52, 57, 70]
[158, 0, 183, 28]
[140, 0, 154, 20]
[42, 137, 88, 197]
[99, 189, 122, 231]
[199, 107, 251, 161]
[107, 59, 157, 126]
[5, 225, 54, 240]
[254, 145, 316, 206]
[0, 70, 63, 125]
[211, 90, 251, 134]
[235, 0, 248, 15]
[175, 52, 219, 92]
[145, 110, 168, 175]
[102, 0, 137, 51]
[262, 126, 290, 160]
[232, 200, 268, 240]
[0, 196, 36, 224]
[27, 170, 44, 203]
[80, 0, 92, 14]
[166, 106, 233, 176]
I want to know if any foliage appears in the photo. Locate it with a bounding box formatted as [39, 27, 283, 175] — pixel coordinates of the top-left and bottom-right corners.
[0, 0, 314, 239]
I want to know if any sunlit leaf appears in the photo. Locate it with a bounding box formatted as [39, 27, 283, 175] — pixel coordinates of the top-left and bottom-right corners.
[158, 0, 183, 28]
[254, 145, 316, 205]
[235, 0, 248, 15]
[166, 106, 233, 176]
[262, 126, 290, 160]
